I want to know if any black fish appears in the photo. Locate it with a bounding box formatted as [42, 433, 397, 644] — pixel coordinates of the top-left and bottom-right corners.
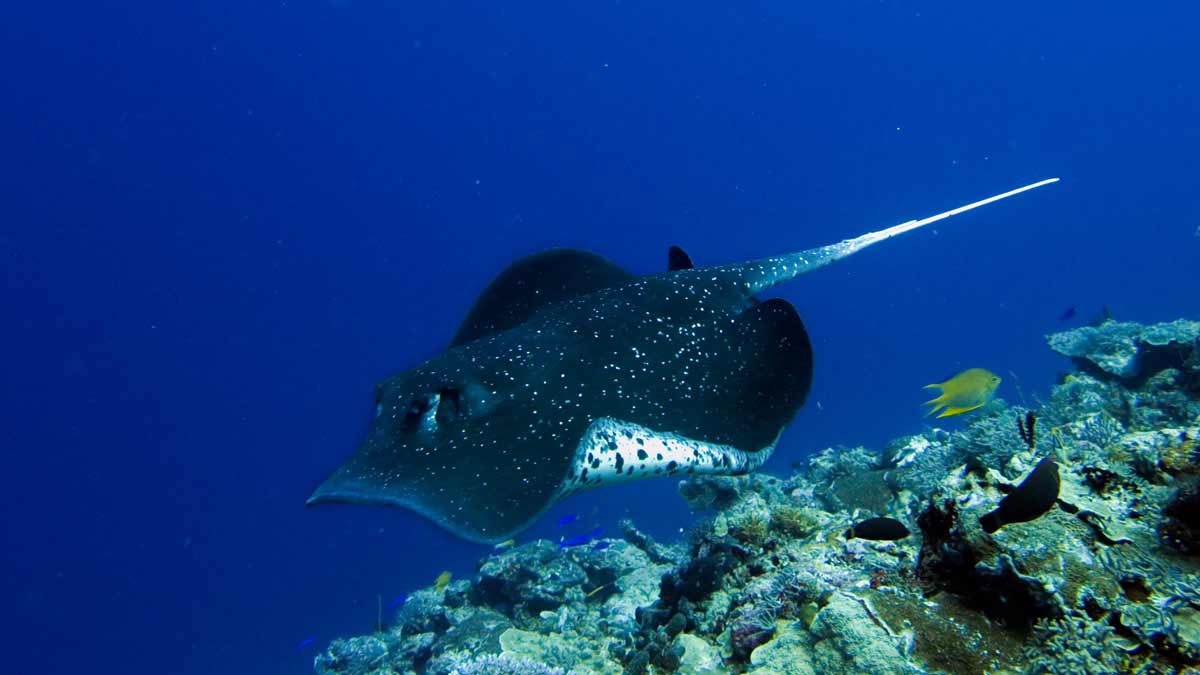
[1088, 304, 1114, 327]
[844, 516, 910, 541]
[979, 456, 1060, 533]
[668, 245, 694, 271]
[307, 179, 1058, 543]
[1058, 306, 1076, 321]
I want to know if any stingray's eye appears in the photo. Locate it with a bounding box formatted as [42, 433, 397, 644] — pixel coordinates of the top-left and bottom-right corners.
[435, 387, 464, 426]
[401, 394, 435, 432]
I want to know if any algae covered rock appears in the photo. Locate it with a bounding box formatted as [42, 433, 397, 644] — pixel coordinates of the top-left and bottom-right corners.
[474, 541, 588, 617]
[602, 557, 671, 633]
[807, 593, 918, 675]
[675, 633, 726, 675]
[747, 621, 815, 675]
[499, 627, 620, 675]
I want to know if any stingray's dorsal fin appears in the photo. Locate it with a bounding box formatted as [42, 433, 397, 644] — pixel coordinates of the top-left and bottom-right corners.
[668, 245, 694, 271]
[450, 248, 633, 347]
[712, 178, 1059, 297]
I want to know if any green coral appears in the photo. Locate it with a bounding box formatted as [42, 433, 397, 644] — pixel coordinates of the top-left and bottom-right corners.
[729, 513, 769, 548]
[769, 505, 819, 539]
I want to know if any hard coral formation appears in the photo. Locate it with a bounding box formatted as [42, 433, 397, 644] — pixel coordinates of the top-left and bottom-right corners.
[316, 318, 1200, 675]
[1047, 319, 1200, 382]
[449, 654, 566, 675]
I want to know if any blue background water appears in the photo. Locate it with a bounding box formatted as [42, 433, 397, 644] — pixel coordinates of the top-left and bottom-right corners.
[3, 1, 1197, 673]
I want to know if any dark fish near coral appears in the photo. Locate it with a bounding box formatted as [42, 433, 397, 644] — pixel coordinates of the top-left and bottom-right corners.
[1059, 306, 1076, 321]
[844, 516, 910, 540]
[591, 540, 612, 551]
[979, 456, 1060, 533]
[307, 179, 1058, 543]
[1088, 304, 1114, 327]
[668, 245, 694, 271]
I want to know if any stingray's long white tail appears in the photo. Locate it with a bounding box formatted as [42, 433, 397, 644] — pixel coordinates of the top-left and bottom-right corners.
[733, 177, 1060, 295]
[844, 178, 1059, 251]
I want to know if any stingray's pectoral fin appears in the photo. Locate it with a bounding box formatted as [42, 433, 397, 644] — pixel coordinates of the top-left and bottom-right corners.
[729, 178, 1060, 296]
[558, 298, 813, 496]
[307, 426, 565, 544]
[730, 298, 814, 425]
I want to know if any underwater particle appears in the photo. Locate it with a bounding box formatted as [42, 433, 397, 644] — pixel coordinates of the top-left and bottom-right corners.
[923, 368, 1002, 418]
[979, 456, 1060, 533]
[844, 516, 910, 541]
[434, 570, 452, 593]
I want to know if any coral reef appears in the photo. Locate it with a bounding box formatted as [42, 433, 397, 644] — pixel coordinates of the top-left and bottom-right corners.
[315, 318, 1200, 675]
[1047, 319, 1199, 382]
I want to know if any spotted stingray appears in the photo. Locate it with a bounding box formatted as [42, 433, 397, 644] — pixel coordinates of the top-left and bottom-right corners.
[308, 178, 1058, 543]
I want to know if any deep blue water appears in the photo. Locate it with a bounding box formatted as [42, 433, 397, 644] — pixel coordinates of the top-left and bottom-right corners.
[3, 1, 1198, 673]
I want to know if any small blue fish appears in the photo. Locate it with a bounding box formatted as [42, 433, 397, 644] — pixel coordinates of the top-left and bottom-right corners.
[1059, 306, 1076, 321]
[556, 514, 580, 526]
[296, 636, 316, 651]
[591, 540, 611, 551]
[559, 526, 603, 549]
[385, 593, 407, 611]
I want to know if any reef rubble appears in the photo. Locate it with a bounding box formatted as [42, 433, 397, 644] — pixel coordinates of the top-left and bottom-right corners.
[314, 319, 1200, 675]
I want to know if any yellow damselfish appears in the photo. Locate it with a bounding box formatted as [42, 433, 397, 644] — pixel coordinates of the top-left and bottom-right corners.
[923, 368, 1001, 418]
[433, 571, 452, 593]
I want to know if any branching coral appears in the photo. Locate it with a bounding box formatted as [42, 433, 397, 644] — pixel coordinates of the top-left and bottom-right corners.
[1023, 615, 1125, 675]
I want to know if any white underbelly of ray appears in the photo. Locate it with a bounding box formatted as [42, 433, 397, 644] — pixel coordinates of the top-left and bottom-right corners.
[559, 417, 779, 495]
